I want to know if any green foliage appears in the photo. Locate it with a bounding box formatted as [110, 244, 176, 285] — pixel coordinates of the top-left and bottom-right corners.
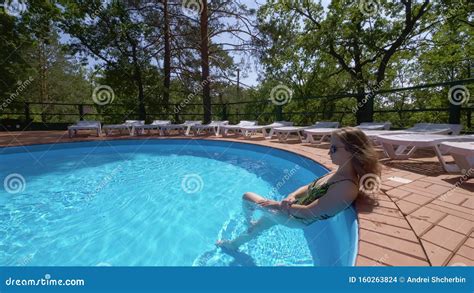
[0, 0, 472, 130]
[254, 0, 473, 129]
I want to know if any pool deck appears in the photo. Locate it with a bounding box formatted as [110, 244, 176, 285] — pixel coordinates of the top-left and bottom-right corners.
[0, 130, 472, 266]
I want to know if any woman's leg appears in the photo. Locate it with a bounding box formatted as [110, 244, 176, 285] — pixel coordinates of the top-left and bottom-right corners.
[218, 216, 277, 249]
[241, 192, 307, 229]
[241, 192, 267, 226]
[217, 192, 271, 250]
[217, 192, 306, 250]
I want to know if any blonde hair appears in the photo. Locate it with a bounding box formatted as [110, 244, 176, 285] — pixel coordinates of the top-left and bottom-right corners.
[332, 127, 381, 179]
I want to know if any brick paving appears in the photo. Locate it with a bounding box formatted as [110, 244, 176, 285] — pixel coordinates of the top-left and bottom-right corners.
[0, 130, 472, 266]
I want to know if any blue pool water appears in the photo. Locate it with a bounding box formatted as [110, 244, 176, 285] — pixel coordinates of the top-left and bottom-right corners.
[0, 139, 358, 266]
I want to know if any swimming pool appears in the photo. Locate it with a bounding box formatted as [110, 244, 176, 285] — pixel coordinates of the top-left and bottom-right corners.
[0, 139, 358, 266]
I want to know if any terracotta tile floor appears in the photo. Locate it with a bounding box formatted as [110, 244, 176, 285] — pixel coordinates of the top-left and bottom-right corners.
[1, 130, 472, 266]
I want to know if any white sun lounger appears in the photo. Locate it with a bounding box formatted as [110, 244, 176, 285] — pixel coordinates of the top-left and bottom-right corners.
[363, 123, 463, 144]
[103, 120, 145, 136]
[303, 127, 341, 144]
[363, 129, 413, 139]
[68, 120, 102, 138]
[440, 142, 474, 175]
[220, 121, 258, 136]
[191, 121, 229, 136]
[274, 121, 339, 143]
[377, 134, 474, 172]
[357, 122, 392, 130]
[132, 120, 172, 135]
[159, 120, 202, 136]
[403, 123, 463, 135]
[239, 121, 294, 139]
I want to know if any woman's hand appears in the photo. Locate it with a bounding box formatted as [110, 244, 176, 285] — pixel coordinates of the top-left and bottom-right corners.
[282, 197, 296, 204]
[282, 195, 296, 203]
[258, 200, 281, 210]
[280, 200, 292, 214]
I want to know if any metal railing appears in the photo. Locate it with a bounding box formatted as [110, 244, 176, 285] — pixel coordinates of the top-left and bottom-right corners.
[1, 78, 473, 131]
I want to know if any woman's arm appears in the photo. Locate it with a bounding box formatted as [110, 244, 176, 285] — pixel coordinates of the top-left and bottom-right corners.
[285, 173, 332, 202]
[284, 181, 358, 219]
[284, 184, 309, 201]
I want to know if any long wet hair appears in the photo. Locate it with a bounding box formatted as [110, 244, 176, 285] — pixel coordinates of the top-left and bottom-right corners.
[332, 127, 381, 179]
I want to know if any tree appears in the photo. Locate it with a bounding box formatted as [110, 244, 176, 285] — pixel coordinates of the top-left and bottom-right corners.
[58, 0, 162, 120]
[418, 0, 472, 124]
[1, 1, 91, 124]
[258, 0, 434, 123]
[162, 0, 171, 109]
[0, 11, 33, 103]
[176, 0, 257, 123]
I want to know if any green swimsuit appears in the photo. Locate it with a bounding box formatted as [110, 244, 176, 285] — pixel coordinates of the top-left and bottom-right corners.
[292, 176, 357, 225]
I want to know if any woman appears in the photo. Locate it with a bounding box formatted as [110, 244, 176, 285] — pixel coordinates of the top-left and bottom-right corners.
[217, 127, 381, 250]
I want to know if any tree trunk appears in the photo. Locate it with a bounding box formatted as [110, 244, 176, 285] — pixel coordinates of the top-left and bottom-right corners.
[131, 44, 146, 120]
[356, 84, 373, 124]
[200, 0, 211, 124]
[163, 0, 171, 111]
[39, 40, 48, 122]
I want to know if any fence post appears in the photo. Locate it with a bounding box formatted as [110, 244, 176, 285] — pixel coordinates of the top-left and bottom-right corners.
[448, 103, 461, 125]
[78, 104, 84, 121]
[276, 105, 283, 121]
[467, 109, 472, 130]
[173, 104, 180, 123]
[221, 103, 228, 121]
[24, 102, 30, 121]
